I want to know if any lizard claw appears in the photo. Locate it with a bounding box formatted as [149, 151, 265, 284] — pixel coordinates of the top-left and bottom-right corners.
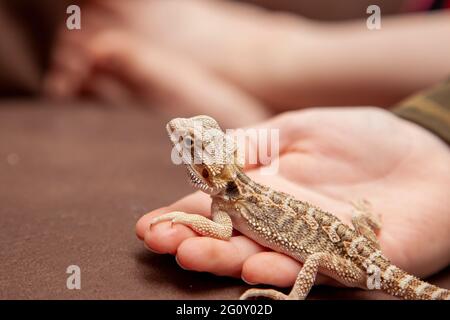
[239, 288, 288, 300]
[149, 213, 175, 229]
[149, 212, 190, 229]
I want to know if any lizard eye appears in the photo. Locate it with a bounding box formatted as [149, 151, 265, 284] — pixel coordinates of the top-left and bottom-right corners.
[184, 136, 194, 148]
[201, 168, 209, 179]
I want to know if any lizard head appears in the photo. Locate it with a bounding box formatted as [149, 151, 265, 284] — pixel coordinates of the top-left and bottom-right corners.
[166, 115, 244, 195]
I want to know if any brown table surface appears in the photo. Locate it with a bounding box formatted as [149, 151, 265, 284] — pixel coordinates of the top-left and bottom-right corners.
[0, 100, 448, 299]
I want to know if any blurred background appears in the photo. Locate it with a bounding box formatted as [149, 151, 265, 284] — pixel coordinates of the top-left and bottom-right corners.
[3, 0, 399, 96]
[0, 0, 448, 109]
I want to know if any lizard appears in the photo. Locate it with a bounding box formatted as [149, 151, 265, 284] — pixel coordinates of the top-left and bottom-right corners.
[149, 115, 450, 300]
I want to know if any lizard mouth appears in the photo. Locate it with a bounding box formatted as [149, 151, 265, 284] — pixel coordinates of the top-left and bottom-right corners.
[186, 166, 217, 194]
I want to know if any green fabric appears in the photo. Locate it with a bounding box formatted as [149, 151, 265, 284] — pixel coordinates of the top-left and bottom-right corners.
[393, 79, 450, 144]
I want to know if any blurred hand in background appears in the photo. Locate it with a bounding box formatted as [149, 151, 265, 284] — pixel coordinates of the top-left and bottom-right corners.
[44, 0, 450, 127]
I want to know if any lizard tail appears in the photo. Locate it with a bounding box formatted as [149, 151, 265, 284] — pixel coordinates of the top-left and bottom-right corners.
[379, 263, 449, 300]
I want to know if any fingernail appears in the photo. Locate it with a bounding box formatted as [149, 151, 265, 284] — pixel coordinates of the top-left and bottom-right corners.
[49, 76, 74, 99]
[143, 240, 164, 254]
[241, 274, 258, 285]
[175, 255, 188, 270]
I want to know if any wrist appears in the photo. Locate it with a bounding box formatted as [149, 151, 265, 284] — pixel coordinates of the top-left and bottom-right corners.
[250, 16, 326, 110]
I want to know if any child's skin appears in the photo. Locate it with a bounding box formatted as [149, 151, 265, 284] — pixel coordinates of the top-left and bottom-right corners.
[45, 0, 450, 126]
[44, 0, 450, 292]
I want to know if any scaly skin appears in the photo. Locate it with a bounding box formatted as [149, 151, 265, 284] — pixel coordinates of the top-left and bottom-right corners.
[150, 115, 450, 300]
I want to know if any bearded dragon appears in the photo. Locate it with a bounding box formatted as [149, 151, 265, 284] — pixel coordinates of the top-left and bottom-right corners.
[150, 115, 450, 300]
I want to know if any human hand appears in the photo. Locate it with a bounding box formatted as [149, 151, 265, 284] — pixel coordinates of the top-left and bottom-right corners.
[43, 0, 320, 125]
[45, 0, 450, 115]
[136, 107, 450, 291]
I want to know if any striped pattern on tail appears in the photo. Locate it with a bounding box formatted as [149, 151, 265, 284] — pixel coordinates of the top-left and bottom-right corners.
[380, 263, 450, 300]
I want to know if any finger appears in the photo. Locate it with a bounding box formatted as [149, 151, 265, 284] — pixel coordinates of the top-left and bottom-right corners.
[241, 251, 335, 287]
[176, 236, 266, 278]
[43, 22, 96, 98]
[79, 71, 136, 107]
[43, 3, 116, 98]
[143, 220, 198, 255]
[241, 251, 301, 287]
[43, 38, 91, 98]
[136, 192, 212, 254]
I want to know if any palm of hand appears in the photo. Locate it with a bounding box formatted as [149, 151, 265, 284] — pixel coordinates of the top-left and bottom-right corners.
[136, 108, 450, 291]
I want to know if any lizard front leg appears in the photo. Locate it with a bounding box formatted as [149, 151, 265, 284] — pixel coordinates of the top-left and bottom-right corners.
[240, 253, 366, 300]
[149, 209, 233, 240]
